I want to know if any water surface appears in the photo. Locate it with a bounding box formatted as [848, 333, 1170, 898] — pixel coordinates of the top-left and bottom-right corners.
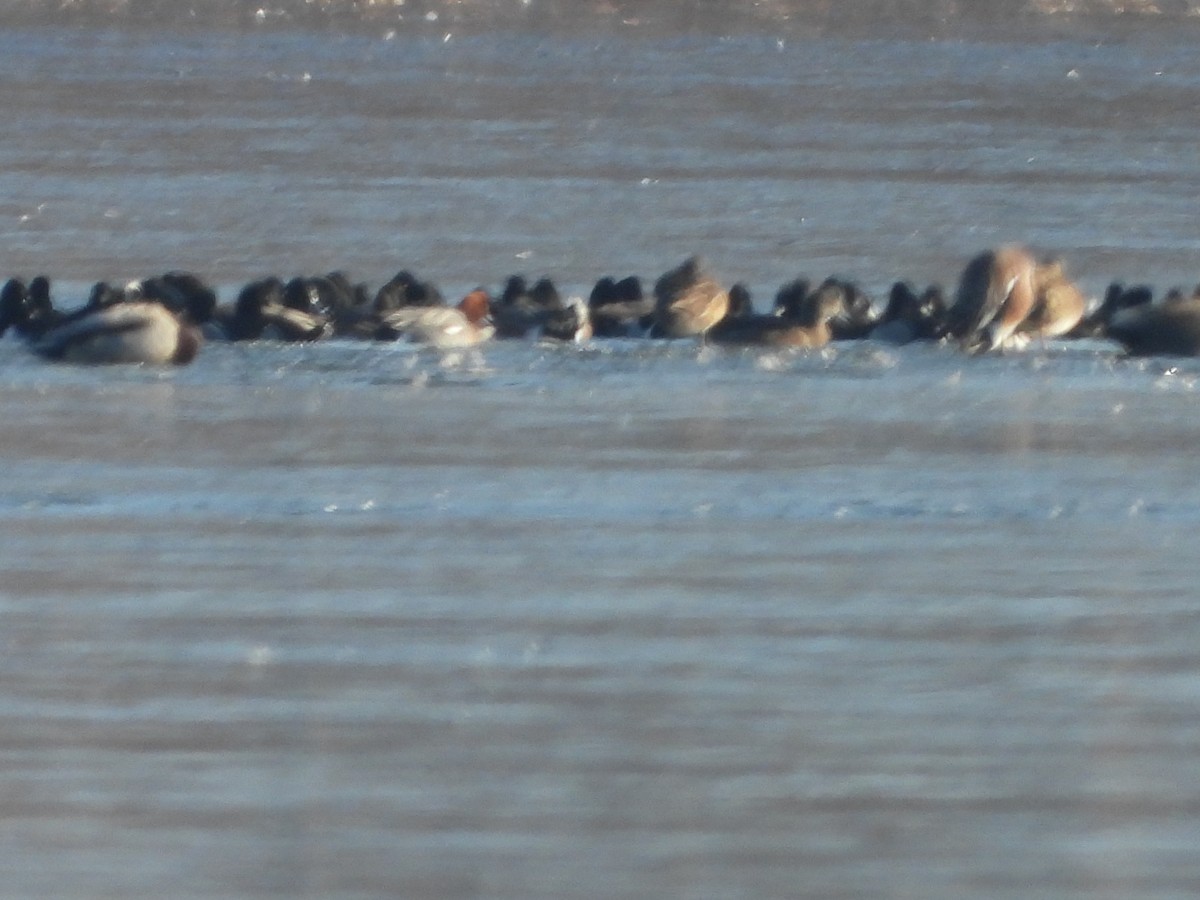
[3, 11, 1200, 900]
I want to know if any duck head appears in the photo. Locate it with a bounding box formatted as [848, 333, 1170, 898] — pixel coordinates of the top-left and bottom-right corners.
[374, 270, 443, 311]
[772, 277, 811, 319]
[727, 283, 754, 318]
[0, 278, 29, 336]
[457, 289, 492, 326]
[86, 281, 125, 310]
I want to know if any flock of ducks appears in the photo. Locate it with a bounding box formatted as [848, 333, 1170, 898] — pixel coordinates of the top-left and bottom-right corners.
[0, 246, 1198, 366]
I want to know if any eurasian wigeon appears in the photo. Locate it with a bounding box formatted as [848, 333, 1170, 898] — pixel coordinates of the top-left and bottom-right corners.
[947, 245, 1039, 351]
[652, 256, 730, 339]
[383, 289, 495, 349]
[30, 300, 201, 365]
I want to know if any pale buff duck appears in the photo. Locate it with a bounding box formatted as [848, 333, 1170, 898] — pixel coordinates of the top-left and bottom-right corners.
[708, 284, 844, 349]
[652, 256, 730, 339]
[947, 245, 1038, 352]
[1017, 259, 1087, 341]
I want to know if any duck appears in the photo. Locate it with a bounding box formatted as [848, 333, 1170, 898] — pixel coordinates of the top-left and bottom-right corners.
[1, 277, 34, 338]
[588, 275, 654, 338]
[1105, 296, 1200, 357]
[283, 272, 368, 322]
[869, 281, 947, 344]
[2, 276, 133, 341]
[773, 276, 878, 340]
[325, 270, 371, 308]
[207, 277, 280, 341]
[808, 278, 878, 340]
[284, 272, 379, 338]
[26, 276, 64, 333]
[82, 280, 129, 311]
[771, 277, 811, 320]
[708, 283, 844, 349]
[373, 269, 444, 313]
[365, 270, 459, 341]
[383, 289, 495, 349]
[726, 282, 755, 318]
[946, 245, 1039, 351]
[1016, 259, 1087, 342]
[491, 276, 565, 339]
[212, 277, 329, 342]
[139, 271, 219, 325]
[319, 271, 377, 338]
[540, 296, 592, 343]
[29, 300, 202, 365]
[652, 256, 730, 339]
[1067, 282, 1152, 339]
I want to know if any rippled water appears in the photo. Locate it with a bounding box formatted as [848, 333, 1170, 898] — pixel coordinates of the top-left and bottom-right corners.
[4, 11, 1200, 900]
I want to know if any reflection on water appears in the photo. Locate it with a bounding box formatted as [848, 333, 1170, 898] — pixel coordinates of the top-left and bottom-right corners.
[4, 11, 1200, 900]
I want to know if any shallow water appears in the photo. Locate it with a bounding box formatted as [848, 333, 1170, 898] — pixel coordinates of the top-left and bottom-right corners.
[4, 10, 1200, 900]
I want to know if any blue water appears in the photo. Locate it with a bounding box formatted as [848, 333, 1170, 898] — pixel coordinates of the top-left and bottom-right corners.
[4, 13, 1200, 900]
[4, 22, 1200, 292]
